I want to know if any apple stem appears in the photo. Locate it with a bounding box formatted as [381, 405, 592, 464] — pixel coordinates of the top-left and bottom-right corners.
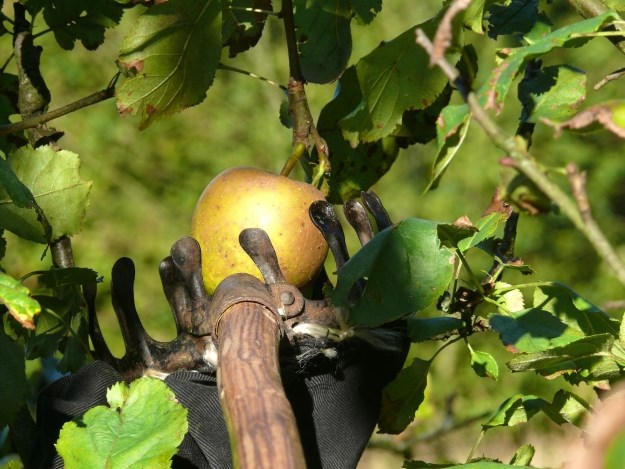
[280, 142, 306, 177]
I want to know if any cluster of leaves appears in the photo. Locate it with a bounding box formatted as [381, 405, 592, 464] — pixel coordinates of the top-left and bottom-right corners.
[1, 0, 625, 468]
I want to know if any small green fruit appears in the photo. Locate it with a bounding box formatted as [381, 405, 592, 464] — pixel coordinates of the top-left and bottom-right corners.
[191, 167, 329, 294]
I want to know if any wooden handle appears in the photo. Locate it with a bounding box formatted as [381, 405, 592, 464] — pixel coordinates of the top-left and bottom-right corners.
[217, 301, 306, 469]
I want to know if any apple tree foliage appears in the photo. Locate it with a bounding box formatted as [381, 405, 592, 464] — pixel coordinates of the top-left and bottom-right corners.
[1, 0, 625, 467]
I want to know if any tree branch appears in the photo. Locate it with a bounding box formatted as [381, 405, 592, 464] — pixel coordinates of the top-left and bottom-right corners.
[416, 28, 625, 288]
[0, 87, 115, 136]
[279, 0, 330, 183]
[567, 0, 625, 55]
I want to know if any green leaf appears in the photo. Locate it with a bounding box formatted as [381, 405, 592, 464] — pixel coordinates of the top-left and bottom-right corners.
[482, 394, 550, 429]
[407, 316, 465, 342]
[0, 271, 40, 330]
[0, 154, 36, 208]
[379, 357, 430, 434]
[222, 0, 271, 58]
[57, 378, 188, 468]
[468, 345, 499, 380]
[351, 0, 382, 24]
[36, 267, 100, 289]
[509, 444, 535, 466]
[462, 0, 488, 34]
[547, 389, 590, 425]
[0, 146, 91, 243]
[489, 309, 584, 353]
[340, 18, 462, 143]
[333, 218, 455, 327]
[295, 0, 352, 84]
[482, 390, 589, 432]
[480, 12, 618, 113]
[392, 84, 454, 147]
[116, 0, 222, 129]
[457, 210, 509, 252]
[487, 0, 539, 39]
[425, 103, 471, 191]
[0, 327, 27, 428]
[437, 215, 479, 248]
[533, 283, 619, 337]
[316, 67, 399, 203]
[519, 65, 587, 124]
[507, 333, 623, 382]
[42, 0, 124, 50]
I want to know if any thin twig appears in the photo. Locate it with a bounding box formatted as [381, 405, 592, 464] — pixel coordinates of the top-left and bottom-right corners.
[567, 0, 625, 55]
[416, 28, 625, 288]
[0, 87, 115, 136]
[218, 63, 286, 90]
[594, 67, 625, 90]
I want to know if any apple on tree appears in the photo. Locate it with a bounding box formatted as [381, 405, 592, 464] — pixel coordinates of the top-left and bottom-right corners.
[191, 167, 329, 294]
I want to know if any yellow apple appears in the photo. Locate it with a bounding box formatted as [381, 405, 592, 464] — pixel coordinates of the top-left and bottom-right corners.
[191, 167, 329, 294]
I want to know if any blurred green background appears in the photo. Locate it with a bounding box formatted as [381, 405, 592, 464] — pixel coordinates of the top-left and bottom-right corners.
[3, 0, 625, 466]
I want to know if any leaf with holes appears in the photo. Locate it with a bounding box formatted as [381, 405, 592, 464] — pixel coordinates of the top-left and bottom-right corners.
[116, 0, 222, 129]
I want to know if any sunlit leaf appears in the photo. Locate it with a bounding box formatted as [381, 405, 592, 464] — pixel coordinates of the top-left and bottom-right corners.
[519, 65, 587, 124]
[489, 309, 584, 353]
[480, 12, 617, 113]
[333, 218, 455, 327]
[533, 283, 619, 337]
[116, 0, 222, 129]
[425, 103, 471, 191]
[509, 444, 535, 466]
[0, 146, 91, 243]
[507, 334, 624, 382]
[457, 210, 509, 252]
[57, 378, 188, 468]
[469, 345, 499, 380]
[0, 271, 40, 329]
[379, 357, 430, 434]
[340, 18, 462, 143]
[316, 67, 399, 203]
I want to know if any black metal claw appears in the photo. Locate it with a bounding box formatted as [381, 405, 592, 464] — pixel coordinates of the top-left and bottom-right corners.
[239, 228, 287, 285]
[362, 191, 393, 230]
[85, 282, 117, 366]
[343, 199, 374, 245]
[159, 256, 194, 333]
[169, 237, 212, 335]
[309, 200, 350, 270]
[110, 257, 152, 362]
